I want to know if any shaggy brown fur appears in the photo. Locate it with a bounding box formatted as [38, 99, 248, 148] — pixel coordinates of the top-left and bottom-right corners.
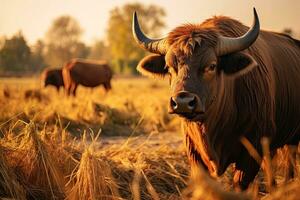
[181, 17, 300, 189]
[136, 15, 300, 189]
[181, 17, 300, 188]
[62, 59, 113, 96]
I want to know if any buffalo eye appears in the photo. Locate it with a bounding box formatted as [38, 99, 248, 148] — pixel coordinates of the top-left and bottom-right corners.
[205, 62, 217, 72]
[203, 61, 217, 80]
[209, 64, 216, 71]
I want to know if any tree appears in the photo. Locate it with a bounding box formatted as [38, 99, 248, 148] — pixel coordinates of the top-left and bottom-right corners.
[44, 15, 89, 67]
[0, 31, 31, 73]
[282, 28, 294, 37]
[107, 3, 166, 74]
[30, 39, 46, 72]
[0, 36, 5, 49]
[88, 40, 110, 62]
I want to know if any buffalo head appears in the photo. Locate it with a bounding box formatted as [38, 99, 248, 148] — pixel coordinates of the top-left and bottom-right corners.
[133, 8, 260, 122]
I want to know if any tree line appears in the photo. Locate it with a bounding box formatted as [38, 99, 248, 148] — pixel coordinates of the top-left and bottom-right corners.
[0, 3, 166, 76]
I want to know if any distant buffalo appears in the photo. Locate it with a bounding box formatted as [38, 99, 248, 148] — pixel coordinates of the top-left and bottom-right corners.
[62, 59, 113, 96]
[41, 68, 64, 92]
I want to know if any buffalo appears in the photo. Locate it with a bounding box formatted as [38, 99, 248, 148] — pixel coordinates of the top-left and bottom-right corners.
[62, 59, 113, 96]
[132, 8, 300, 189]
[41, 68, 64, 92]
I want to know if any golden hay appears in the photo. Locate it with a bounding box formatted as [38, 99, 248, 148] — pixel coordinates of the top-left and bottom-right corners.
[66, 141, 121, 200]
[99, 134, 189, 199]
[182, 166, 253, 200]
[0, 77, 300, 200]
[262, 180, 300, 200]
[1, 122, 65, 199]
[39, 124, 79, 177]
[24, 89, 49, 102]
[0, 146, 26, 200]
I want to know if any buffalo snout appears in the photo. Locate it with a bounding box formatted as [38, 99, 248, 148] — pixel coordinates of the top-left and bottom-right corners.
[169, 91, 203, 115]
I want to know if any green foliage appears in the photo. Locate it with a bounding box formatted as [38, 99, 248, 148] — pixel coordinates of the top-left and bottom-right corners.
[0, 32, 31, 72]
[44, 15, 89, 67]
[0, 4, 166, 76]
[30, 40, 46, 72]
[88, 40, 110, 61]
[107, 3, 166, 74]
[0, 36, 4, 49]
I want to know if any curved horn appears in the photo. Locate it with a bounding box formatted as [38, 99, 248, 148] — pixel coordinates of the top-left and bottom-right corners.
[216, 8, 260, 56]
[132, 11, 167, 54]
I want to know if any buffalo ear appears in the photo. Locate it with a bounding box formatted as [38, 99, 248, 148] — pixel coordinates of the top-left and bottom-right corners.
[219, 52, 257, 78]
[137, 54, 168, 78]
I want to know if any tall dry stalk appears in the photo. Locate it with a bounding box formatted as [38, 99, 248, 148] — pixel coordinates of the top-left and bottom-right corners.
[261, 137, 274, 193]
[0, 147, 26, 200]
[66, 137, 120, 200]
[183, 165, 253, 200]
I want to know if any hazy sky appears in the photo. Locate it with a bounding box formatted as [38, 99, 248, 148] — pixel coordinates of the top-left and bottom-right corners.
[0, 0, 299, 45]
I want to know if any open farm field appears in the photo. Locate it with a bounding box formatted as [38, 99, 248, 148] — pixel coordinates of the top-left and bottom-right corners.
[0, 77, 299, 200]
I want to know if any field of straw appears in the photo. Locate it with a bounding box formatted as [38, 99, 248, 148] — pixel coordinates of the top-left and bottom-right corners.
[0, 77, 299, 200]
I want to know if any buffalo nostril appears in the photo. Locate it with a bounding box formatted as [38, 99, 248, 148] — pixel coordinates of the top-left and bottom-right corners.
[188, 97, 197, 110]
[170, 97, 178, 110]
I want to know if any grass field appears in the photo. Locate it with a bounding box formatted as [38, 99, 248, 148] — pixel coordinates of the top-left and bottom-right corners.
[0, 77, 299, 200]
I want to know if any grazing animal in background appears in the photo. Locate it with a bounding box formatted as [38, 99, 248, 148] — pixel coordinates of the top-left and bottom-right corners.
[3, 87, 10, 98]
[24, 89, 48, 102]
[41, 68, 64, 92]
[62, 59, 113, 96]
[132, 8, 300, 189]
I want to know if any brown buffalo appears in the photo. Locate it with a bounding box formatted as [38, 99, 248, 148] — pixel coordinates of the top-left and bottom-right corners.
[62, 59, 113, 96]
[41, 68, 64, 92]
[132, 8, 300, 189]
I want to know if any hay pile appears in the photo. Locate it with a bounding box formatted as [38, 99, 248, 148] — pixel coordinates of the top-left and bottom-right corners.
[0, 147, 26, 200]
[0, 122, 189, 199]
[1, 122, 65, 199]
[66, 133, 120, 200]
[98, 134, 189, 199]
[0, 120, 299, 200]
[0, 78, 299, 200]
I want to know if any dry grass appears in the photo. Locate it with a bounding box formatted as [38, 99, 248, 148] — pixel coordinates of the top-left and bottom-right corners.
[0, 77, 299, 199]
[66, 134, 121, 200]
[1, 122, 65, 199]
[0, 146, 26, 200]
